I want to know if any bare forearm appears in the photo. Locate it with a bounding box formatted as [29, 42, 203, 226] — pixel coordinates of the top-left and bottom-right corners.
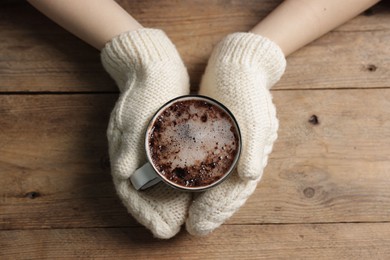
[27, 0, 143, 50]
[251, 0, 380, 56]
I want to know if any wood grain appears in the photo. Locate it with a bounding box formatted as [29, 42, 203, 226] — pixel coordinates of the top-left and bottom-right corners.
[236, 88, 390, 224]
[278, 30, 390, 90]
[1, 223, 390, 259]
[0, 94, 134, 229]
[1, 89, 389, 230]
[0, 1, 388, 92]
[1, 1, 390, 258]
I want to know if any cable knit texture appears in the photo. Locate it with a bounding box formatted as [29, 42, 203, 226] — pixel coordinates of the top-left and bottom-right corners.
[101, 28, 191, 239]
[186, 32, 286, 236]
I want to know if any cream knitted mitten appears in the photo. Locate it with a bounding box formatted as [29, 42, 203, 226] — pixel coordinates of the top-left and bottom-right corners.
[101, 29, 191, 239]
[186, 33, 286, 235]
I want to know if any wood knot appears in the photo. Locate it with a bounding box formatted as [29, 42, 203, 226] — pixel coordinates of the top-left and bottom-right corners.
[303, 187, 315, 198]
[25, 191, 40, 199]
[308, 115, 319, 125]
[366, 64, 377, 72]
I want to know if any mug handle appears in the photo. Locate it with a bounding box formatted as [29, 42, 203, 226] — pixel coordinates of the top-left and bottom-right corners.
[130, 163, 162, 190]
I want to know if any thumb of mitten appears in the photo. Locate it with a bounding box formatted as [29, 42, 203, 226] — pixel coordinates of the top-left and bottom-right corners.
[236, 85, 279, 181]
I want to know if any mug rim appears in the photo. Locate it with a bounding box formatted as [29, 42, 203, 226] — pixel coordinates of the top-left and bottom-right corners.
[144, 95, 242, 192]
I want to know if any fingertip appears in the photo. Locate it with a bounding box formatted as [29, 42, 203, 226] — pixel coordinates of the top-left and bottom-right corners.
[186, 220, 214, 237]
[237, 154, 264, 181]
[153, 223, 182, 239]
[237, 165, 263, 181]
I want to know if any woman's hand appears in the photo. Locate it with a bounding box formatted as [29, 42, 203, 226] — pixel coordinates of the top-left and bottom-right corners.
[186, 33, 286, 235]
[102, 29, 192, 239]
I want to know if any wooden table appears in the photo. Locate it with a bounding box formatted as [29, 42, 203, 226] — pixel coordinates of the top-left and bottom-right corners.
[1, 1, 390, 259]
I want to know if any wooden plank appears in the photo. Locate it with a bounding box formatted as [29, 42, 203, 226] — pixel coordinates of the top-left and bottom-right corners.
[1, 89, 390, 230]
[0, 1, 389, 92]
[1, 223, 390, 259]
[278, 30, 390, 90]
[0, 94, 136, 229]
[235, 88, 390, 224]
[0, 1, 114, 92]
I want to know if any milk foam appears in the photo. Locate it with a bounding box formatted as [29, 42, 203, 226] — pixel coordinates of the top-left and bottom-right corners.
[148, 99, 239, 187]
[163, 109, 236, 169]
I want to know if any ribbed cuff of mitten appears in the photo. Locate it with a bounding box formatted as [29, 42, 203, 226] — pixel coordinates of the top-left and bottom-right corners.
[101, 28, 183, 91]
[210, 32, 286, 89]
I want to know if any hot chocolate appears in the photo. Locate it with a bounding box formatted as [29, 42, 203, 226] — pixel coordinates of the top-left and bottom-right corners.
[147, 97, 240, 189]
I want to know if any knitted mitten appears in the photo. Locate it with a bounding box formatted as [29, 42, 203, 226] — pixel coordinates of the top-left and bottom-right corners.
[101, 29, 191, 239]
[186, 32, 286, 236]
